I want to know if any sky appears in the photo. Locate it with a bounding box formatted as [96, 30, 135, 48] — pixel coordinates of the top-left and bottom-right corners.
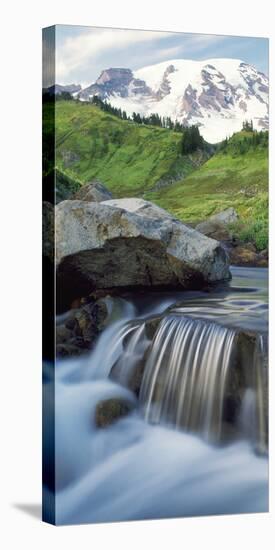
[52, 25, 268, 87]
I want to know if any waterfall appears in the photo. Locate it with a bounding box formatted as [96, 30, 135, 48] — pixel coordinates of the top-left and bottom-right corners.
[57, 297, 267, 447]
[139, 315, 236, 441]
[255, 335, 268, 451]
[50, 268, 268, 524]
[112, 322, 148, 387]
[102, 310, 268, 447]
[237, 333, 268, 453]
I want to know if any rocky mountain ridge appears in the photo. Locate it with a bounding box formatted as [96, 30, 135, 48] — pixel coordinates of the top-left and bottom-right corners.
[72, 58, 269, 142]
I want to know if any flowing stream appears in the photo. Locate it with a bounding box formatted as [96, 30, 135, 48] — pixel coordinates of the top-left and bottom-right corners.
[140, 316, 236, 439]
[48, 267, 268, 524]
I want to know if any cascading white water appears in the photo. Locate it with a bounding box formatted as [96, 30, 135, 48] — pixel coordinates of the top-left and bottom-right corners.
[251, 334, 268, 452]
[237, 333, 268, 454]
[49, 268, 268, 524]
[113, 322, 148, 387]
[139, 315, 236, 441]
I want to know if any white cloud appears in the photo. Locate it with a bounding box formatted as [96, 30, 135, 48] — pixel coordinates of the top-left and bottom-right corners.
[55, 27, 259, 86]
[182, 34, 227, 53]
[56, 28, 171, 82]
[148, 36, 226, 63]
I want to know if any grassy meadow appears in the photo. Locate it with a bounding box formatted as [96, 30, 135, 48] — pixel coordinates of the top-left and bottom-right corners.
[53, 100, 208, 197]
[46, 99, 268, 251]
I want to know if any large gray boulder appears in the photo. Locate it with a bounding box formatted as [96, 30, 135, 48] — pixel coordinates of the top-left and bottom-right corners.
[209, 207, 238, 225]
[56, 198, 231, 302]
[103, 198, 173, 219]
[72, 180, 113, 202]
[195, 220, 232, 242]
[196, 207, 238, 242]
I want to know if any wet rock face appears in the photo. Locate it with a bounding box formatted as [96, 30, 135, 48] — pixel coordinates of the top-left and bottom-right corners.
[110, 348, 148, 397]
[228, 245, 268, 267]
[56, 299, 109, 357]
[55, 198, 231, 307]
[72, 181, 113, 202]
[95, 398, 134, 428]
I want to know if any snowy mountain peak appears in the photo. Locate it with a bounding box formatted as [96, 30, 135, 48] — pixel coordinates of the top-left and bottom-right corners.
[77, 58, 268, 143]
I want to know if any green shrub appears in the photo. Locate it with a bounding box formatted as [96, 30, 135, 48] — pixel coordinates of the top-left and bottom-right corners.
[230, 210, 268, 252]
[239, 221, 268, 251]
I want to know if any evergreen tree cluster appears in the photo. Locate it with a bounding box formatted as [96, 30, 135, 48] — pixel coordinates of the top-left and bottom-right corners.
[89, 96, 206, 154]
[91, 95, 188, 131]
[219, 127, 268, 155]
[47, 92, 206, 155]
[181, 125, 204, 154]
[242, 119, 254, 132]
[91, 95, 129, 121]
[132, 112, 185, 131]
[56, 91, 72, 101]
[43, 90, 75, 102]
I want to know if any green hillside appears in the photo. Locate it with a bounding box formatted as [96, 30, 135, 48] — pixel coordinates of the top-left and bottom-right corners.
[44, 99, 268, 250]
[53, 100, 208, 197]
[148, 132, 268, 221]
[148, 130, 268, 250]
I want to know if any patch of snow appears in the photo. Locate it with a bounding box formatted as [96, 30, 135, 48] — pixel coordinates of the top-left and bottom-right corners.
[76, 58, 269, 143]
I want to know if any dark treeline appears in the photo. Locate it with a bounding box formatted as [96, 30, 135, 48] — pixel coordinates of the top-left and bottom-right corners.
[90, 95, 129, 121]
[44, 93, 268, 156]
[132, 111, 185, 132]
[43, 90, 72, 102]
[91, 95, 187, 131]
[181, 126, 204, 154]
[90, 96, 206, 154]
[44, 90, 207, 155]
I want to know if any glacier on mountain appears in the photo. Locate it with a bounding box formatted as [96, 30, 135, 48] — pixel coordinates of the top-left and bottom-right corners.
[75, 58, 268, 143]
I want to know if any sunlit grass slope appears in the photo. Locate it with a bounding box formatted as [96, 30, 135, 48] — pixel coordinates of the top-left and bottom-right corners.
[148, 131, 268, 249]
[54, 100, 204, 197]
[51, 100, 268, 250]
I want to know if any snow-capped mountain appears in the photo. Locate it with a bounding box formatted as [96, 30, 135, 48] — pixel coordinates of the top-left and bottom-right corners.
[77, 58, 268, 143]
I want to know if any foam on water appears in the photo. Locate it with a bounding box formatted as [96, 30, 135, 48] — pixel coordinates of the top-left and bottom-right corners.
[47, 267, 268, 524]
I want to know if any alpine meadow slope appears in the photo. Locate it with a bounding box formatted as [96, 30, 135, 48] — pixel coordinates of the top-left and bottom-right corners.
[147, 130, 268, 250]
[47, 98, 268, 251]
[53, 99, 210, 198]
[42, 26, 269, 526]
